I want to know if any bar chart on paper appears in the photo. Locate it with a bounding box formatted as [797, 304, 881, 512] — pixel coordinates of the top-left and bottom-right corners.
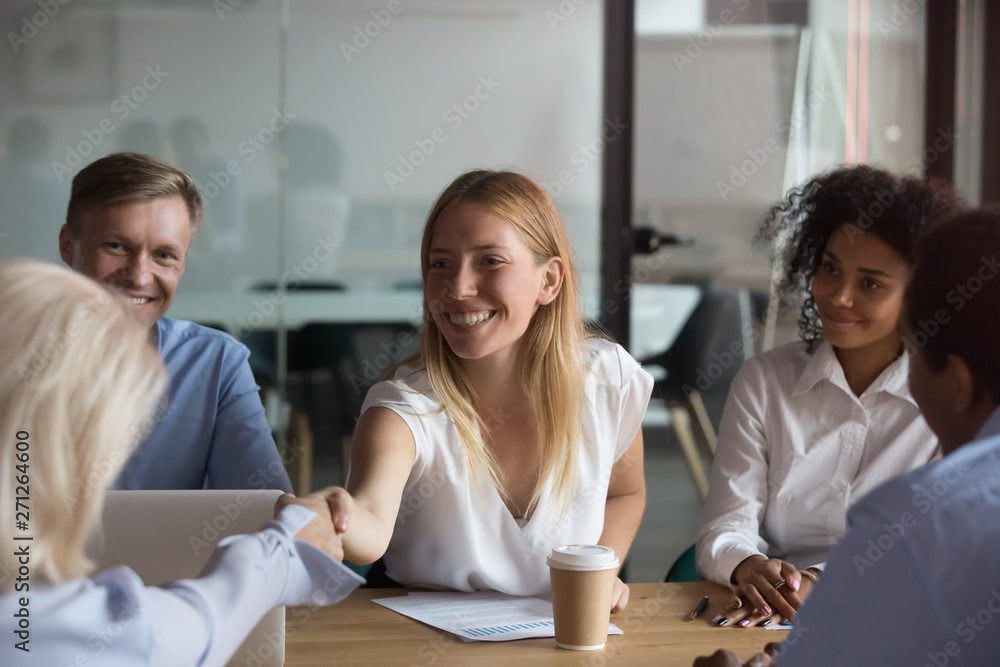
[373, 591, 622, 642]
[463, 619, 554, 639]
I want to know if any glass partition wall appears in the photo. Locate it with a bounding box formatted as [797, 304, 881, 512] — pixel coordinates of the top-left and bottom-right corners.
[633, 0, 928, 347]
[0, 0, 606, 486]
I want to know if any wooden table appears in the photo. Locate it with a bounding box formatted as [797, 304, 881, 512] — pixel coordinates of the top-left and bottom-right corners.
[285, 582, 785, 666]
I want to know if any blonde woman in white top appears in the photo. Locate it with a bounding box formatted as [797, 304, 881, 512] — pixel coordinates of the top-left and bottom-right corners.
[698, 165, 964, 628]
[337, 170, 652, 610]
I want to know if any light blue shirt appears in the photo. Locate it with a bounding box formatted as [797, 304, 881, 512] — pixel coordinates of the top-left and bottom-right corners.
[1, 505, 363, 666]
[779, 406, 1000, 666]
[114, 317, 291, 492]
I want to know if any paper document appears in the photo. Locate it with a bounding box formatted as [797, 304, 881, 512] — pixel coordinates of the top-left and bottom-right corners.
[373, 591, 623, 642]
[765, 621, 794, 630]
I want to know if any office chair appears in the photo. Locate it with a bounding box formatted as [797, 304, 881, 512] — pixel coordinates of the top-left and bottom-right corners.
[642, 287, 755, 500]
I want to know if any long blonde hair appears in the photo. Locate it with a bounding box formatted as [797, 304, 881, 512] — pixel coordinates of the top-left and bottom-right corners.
[0, 260, 167, 589]
[419, 170, 589, 516]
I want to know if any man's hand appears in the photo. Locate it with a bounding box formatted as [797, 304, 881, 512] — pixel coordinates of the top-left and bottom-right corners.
[275, 487, 354, 562]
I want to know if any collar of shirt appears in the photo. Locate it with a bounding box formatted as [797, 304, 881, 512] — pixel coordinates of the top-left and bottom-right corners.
[975, 405, 1000, 441]
[790, 339, 916, 408]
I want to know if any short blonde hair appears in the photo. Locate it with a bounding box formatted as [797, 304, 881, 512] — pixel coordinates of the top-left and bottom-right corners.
[0, 259, 167, 589]
[66, 152, 203, 235]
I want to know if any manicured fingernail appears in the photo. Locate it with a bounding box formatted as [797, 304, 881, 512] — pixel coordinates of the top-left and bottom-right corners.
[791, 579, 800, 591]
[739, 619, 751, 627]
[733, 599, 742, 609]
[715, 616, 728, 626]
[761, 605, 771, 616]
[761, 619, 772, 626]
[711, 615, 724, 624]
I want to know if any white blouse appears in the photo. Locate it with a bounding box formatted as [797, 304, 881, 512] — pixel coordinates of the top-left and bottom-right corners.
[359, 338, 653, 598]
[696, 340, 938, 587]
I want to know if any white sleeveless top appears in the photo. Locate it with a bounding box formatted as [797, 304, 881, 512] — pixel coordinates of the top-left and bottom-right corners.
[359, 338, 653, 597]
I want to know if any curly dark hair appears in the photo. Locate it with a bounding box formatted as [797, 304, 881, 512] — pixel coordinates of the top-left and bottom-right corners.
[757, 164, 965, 342]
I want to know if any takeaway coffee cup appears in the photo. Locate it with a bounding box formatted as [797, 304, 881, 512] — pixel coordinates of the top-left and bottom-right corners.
[547, 544, 620, 650]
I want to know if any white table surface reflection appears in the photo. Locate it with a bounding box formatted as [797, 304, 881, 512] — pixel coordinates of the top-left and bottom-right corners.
[167, 283, 701, 358]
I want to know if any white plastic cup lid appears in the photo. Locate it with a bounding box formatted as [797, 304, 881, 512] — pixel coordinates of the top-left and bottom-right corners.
[547, 544, 619, 571]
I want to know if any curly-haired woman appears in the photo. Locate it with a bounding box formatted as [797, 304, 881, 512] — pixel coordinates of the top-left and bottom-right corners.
[697, 165, 963, 627]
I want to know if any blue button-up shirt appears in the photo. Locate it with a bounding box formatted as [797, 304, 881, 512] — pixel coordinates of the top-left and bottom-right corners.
[114, 317, 291, 492]
[779, 406, 1000, 665]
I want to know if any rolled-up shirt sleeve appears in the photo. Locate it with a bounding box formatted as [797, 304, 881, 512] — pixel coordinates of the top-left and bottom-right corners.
[696, 360, 771, 587]
[207, 343, 292, 493]
[149, 504, 363, 667]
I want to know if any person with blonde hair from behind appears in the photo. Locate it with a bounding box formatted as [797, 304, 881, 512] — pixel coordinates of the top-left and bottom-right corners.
[0, 259, 361, 666]
[336, 169, 652, 610]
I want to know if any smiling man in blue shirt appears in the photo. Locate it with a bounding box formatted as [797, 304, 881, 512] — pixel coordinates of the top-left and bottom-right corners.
[58, 152, 291, 493]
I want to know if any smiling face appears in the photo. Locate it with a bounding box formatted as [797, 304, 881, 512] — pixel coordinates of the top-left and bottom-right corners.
[810, 224, 912, 355]
[425, 201, 562, 367]
[59, 196, 191, 329]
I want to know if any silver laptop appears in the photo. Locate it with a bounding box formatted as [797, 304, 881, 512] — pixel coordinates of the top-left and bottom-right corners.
[89, 490, 286, 667]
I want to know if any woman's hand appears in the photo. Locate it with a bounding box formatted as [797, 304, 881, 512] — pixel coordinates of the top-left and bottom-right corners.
[275, 487, 354, 562]
[611, 576, 629, 612]
[713, 556, 817, 627]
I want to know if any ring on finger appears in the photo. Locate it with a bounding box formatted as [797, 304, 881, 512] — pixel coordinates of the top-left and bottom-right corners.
[773, 578, 787, 590]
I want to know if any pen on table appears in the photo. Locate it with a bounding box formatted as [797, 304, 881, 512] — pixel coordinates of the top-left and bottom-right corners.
[687, 596, 709, 622]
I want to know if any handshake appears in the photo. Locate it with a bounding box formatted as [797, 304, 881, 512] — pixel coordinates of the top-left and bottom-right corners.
[276, 488, 355, 562]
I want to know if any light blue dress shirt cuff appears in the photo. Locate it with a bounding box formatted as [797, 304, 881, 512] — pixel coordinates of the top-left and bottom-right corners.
[261, 504, 367, 606]
[157, 504, 364, 666]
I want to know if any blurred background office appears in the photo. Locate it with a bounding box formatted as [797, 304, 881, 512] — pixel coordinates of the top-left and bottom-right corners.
[0, 0, 995, 582]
